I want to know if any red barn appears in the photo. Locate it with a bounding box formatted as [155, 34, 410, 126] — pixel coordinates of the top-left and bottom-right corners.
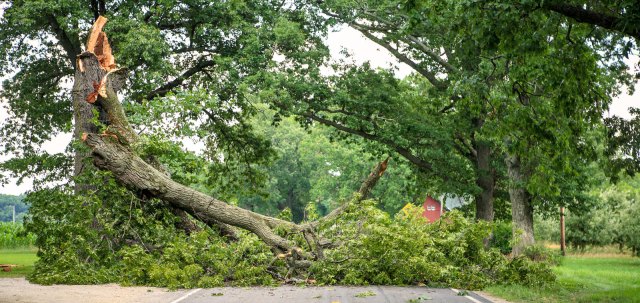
[422, 196, 444, 223]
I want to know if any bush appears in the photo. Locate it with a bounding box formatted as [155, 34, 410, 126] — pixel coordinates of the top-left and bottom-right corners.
[522, 245, 561, 266]
[534, 215, 559, 243]
[490, 221, 513, 255]
[0, 222, 36, 248]
[497, 255, 556, 287]
[620, 200, 640, 256]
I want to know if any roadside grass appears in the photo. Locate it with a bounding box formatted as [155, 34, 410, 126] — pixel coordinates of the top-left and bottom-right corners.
[0, 247, 38, 278]
[486, 255, 640, 303]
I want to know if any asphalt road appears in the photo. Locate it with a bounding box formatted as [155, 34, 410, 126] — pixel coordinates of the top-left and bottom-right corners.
[170, 286, 494, 303]
[0, 278, 497, 303]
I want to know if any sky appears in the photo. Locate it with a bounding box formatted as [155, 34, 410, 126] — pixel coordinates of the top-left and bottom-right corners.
[0, 25, 638, 195]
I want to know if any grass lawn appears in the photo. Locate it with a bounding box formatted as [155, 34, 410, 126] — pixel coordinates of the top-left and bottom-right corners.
[486, 256, 640, 303]
[0, 247, 38, 278]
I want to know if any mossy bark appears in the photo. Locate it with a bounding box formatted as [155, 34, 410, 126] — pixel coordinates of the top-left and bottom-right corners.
[505, 154, 534, 255]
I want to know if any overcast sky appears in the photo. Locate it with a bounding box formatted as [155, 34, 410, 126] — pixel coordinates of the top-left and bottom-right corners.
[0, 25, 638, 195]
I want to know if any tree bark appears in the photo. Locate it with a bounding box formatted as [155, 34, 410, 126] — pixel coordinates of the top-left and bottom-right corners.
[474, 141, 495, 222]
[72, 52, 108, 192]
[505, 154, 534, 255]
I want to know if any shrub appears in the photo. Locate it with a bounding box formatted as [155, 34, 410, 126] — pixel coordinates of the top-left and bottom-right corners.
[522, 244, 561, 266]
[490, 221, 513, 255]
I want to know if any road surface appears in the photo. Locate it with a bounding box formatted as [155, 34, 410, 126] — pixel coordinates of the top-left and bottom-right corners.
[0, 278, 499, 303]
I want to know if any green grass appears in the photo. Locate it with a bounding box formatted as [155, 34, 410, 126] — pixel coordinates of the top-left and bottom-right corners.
[0, 247, 38, 278]
[486, 256, 640, 303]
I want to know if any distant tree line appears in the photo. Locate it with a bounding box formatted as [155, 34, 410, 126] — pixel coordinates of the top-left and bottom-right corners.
[0, 194, 27, 222]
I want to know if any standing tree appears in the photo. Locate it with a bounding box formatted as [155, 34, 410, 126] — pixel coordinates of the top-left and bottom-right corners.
[271, 0, 632, 254]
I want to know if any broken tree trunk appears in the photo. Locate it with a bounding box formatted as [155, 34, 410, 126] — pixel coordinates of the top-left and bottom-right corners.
[73, 16, 233, 239]
[77, 17, 387, 262]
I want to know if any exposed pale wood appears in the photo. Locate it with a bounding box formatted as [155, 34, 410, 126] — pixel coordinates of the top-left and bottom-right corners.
[85, 16, 115, 71]
[95, 32, 116, 71]
[86, 16, 108, 52]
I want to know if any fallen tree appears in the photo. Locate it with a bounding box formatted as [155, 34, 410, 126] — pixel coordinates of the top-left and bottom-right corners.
[24, 17, 556, 288]
[77, 16, 387, 266]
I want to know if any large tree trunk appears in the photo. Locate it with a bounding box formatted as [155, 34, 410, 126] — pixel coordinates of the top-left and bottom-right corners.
[474, 141, 495, 222]
[75, 17, 388, 266]
[70, 17, 220, 237]
[72, 51, 107, 192]
[85, 133, 299, 250]
[505, 154, 534, 255]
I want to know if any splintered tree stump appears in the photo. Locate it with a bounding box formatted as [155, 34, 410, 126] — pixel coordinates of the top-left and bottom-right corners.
[85, 16, 115, 71]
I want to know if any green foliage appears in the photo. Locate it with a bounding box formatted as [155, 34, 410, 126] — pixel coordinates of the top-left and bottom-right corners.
[604, 108, 640, 179]
[23, 170, 277, 287]
[0, 222, 36, 248]
[534, 215, 560, 243]
[565, 208, 612, 251]
[24, 175, 554, 288]
[236, 106, 424, 222]
[490, 221, 513, 255]
[522, 245, 561, 266]
[494, 255, 556, 288]
[310, 202, 554, 289]
[562, 175, 640, 255]
[117, 231, 275, 289]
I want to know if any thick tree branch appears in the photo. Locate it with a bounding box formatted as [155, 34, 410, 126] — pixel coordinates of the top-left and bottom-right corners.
[401, 36, 458, 74]
[84, 134, 296, 251]
[351, 24, 448, 90]
[302, 112, 435, 172]
[46, 14, 82, 68]
[544, 3, 640, 40]
[356, 11, 458, 74]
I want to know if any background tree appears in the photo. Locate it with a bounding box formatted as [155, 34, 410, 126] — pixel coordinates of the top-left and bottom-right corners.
[265, 0, 630, 254]
[237, 105, 422, 222]
[0, 194, 27, 222]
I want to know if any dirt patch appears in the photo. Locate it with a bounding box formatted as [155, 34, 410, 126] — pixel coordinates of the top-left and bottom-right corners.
[0, 278, 187, 303]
